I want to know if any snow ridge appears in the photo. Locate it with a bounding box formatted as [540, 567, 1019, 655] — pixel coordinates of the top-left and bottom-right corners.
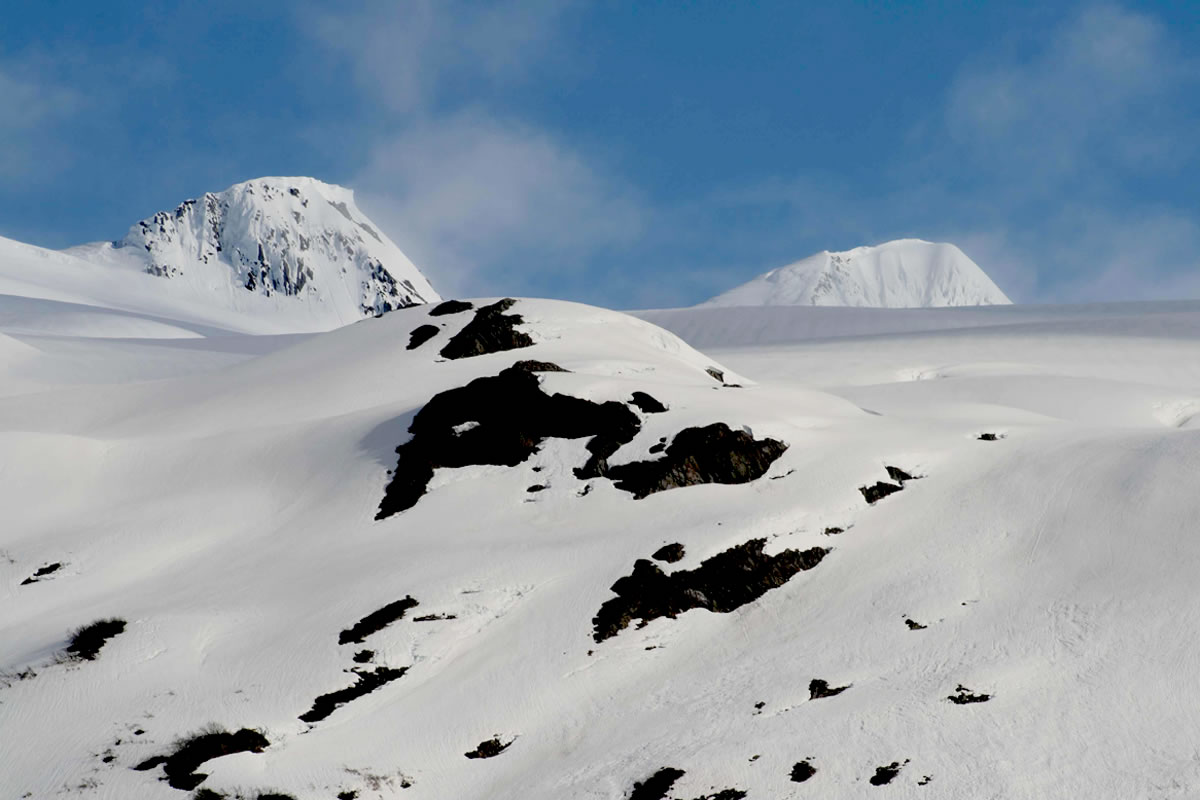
[702, 239, 1011, 308]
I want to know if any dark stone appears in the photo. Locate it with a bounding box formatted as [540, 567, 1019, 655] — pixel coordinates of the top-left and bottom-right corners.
[526, 484, 547, 493]
[693, 791, 747, 800]
[629, 391, 667, 413]
[648, 442, 666, 454]
[429, 299, 474, 316]
[413, 613, 457, 621]
[604, 424, 787, 500]
[790, 761, 817, 783]
[651, 543, 685, 563]
[439, 298, 533, 360]
[352, 649, 374, 663]
[905, 618, 927, 630]
[407, 324, 439, 350]
[948, 684, 991, 704]
[592, 538, 828, 642]
[885, 465, 917, 483]
[134, 728, 269, 791]
[809, 678, 850, 700]
[339, 596, 419, 644]
[978, 433, 1002, 441]
[860, 481, 903, 504]
[65, 618, 126, 661]
[627, 767, 685, 800]
[20, 562, 62, 585]
[705, 367, 725, 383]
[464, 737, 512, 759]
[918, 775, 933, 785]
[510, 359, 568, 372]
[377, 367, 639, 517]
[823, 527, 844, 535]
[869, 761, 906, 786]
[300, 666, 408, 723]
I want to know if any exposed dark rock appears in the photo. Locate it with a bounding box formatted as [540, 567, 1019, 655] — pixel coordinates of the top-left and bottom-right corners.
[627, 767, 685, 800]
[429, 299, 474, 316]
[65, 618, 126, 661]
[352, 650, 374, 664]
[337, 792, 359, 800]
[978, 433, 1003, 441]
[705, 367, 725, 383]
[869, 761, 906, 786]
[860, 481, 903, 504]
[510, 359, 568, 372]
[629, 391, 668, 413]
[592, 538, 828, 642]
[413, 613, 457, 621]
[651, 543, 685, 563]
[378, 367, 639, 517]
[809, 678, 850, 700]
[339, 597, 419, 644]
[692, 791, 747, 800]
[753, 701, 766, 711]
[134, 727, 269, 791]
[193, 789, 226, 800]
[20, 562, 63, 585]
[648, 441, 666, 454]
[918, 775, 933, 785]
[905, 618, 927, 630]
[255, 794, 297, 800]
[526, 484, 547, 493]
[464, 737, 512, 759]
[439, 298, 533, 360]
[407, 324, 439, 350]
[948, 684, 991, 704]
[604, 424, 787, 500]
[823, 527, 844, 535]
[300, 666, 408, 723]
[885, 465, 917, 483]
[790, 761, 817, 783]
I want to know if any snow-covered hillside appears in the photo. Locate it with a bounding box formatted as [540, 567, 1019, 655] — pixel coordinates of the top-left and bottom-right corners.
[4, 290, 1200, 799]
[702, 239, 1011, 308]
[55, 177, 438, 330]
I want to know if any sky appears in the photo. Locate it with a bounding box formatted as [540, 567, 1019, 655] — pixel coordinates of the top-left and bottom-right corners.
[1, 0, 1198, 308]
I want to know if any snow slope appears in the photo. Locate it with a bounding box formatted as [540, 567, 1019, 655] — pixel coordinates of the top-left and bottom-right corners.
[4, 296, 1200, 800]
[702, 239, 1011, 308]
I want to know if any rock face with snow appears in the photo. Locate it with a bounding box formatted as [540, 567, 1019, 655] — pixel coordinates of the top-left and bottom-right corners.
[702, 239, 1010, 308]
[69, 176, 439, 322]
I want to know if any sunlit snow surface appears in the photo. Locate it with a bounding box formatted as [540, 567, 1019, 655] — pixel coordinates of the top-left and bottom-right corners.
[3, 287, 1200, 799]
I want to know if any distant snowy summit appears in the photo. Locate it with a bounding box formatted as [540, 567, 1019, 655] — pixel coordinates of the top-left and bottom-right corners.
[701, 239, 1011, 308]
[68, 176, 439, 321]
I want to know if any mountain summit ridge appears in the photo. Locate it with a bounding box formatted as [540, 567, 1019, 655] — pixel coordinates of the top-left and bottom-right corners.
[702, 238, 1010, 308]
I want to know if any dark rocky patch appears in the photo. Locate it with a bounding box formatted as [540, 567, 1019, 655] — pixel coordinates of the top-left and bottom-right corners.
[510, 359, 567, 372]
[705, 367, 725, 383]
[352, 650, 374, 664]
[627, 767, 685, 800]
[337, 792, 359, 800]
[948, 684, 991, 704]
[299, 666, 407, 723]
[885, 466, 917, 483]
[378, 366, 639, 517]
[918, 775, 932, 785]
[753, 701, 765, 712]
[790, 760, 817, 783]
[603, 423, 787, 500]
[193, 789, 225, 800]
[407, 325, 439, 350]
[869, 761, 907, 786]
[20, 561, 62, 585]
[339, 597, 419, 644]
[692, 791, 747, 800]
[134, 727, 269, 791]
[651, 543, 685, 563]
[526, 484, 547, 493]
[429, 299, 474, 316]
[823, 527, 844, 535]
[860, 481, 903, 504]
[905, 618, 927, 630]
[978, 433, 1002, 441]
[592, 538, 828, 642]
[809, 678, 850, 700]
[413, 613, 457, 621]
[254, 794, 296, 800]
[65, 618, 126, 661]
[648, 439, 666, 454]
[629, 391, 668, 413]
[464, 737, 512, 759]
[439, 298, 532, 360]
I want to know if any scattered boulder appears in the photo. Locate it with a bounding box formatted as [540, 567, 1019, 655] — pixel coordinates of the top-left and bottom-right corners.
[978, 433, 1002, 441]
[651, 543, 685, 563]
[413, 613, 457, 621]
[65, 618, 126, 661]
[592, 538, 828, 642]
[823, 527, 844, 536]
[429, 299, 474, 316]
[603, 424, 787, 500]
[790, 760, 817, 783]
[809, 678, 850, 700]
[510, 359, 568, 372]
[299, 666, 408, 723]
[860, 481, 903, 504]
[20, 562, 63, 585]
[439, 298, 533, 360]
[464, 737, 512, 759]
[869, 761, 907, 786]
[885, 465, 917, 483]
[627, 768, 685, 800]
[948, 685, 991, 704]
[134, 727, 269, 791]
[339, 596, 419, 644]
[352, 650, 374, 664]
[905, 618, 927, 630]
[918, 775, 933, 785]
[648, 438, 667, 454]
[693, 791, 746, 800]
[705, 367, 725, 383]
[526, 484, 547, 493]
[407, 324, 439, 350]
[629, 391, 668, 413]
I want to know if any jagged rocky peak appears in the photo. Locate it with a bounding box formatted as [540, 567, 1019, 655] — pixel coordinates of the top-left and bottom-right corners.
[113, 176, 439, 317]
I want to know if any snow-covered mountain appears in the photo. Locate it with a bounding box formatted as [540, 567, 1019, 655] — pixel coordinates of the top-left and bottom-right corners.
[702, 239, 1011, 308]
[60, 176, 438, 329]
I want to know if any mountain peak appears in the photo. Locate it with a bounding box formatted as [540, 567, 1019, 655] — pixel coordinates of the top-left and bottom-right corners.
[702, 239, 1010, 308]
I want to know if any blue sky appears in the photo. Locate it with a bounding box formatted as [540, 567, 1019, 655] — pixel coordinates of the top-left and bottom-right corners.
[1, 1, 1198, 307]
